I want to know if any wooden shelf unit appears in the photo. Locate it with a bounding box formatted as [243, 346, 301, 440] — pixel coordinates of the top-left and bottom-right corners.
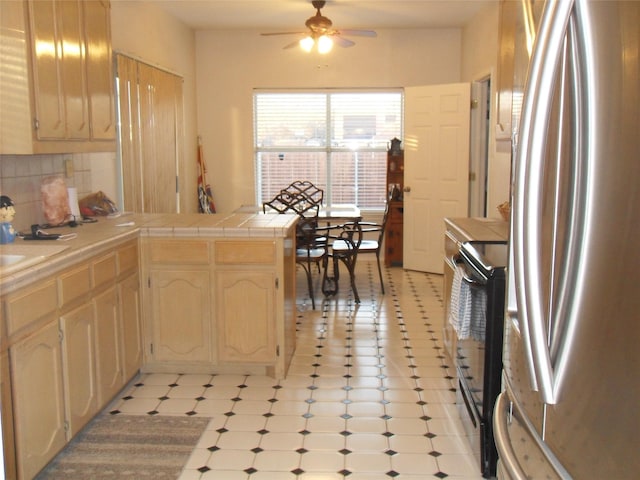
[385, 151, 404, 267]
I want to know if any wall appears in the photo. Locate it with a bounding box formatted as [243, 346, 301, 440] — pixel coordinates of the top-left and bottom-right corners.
[110, 0, 198, 213]
[1, 4, 506, 225]
[195, 28, 463, 213]
[0, 153, 110, 232]
[461, 2, 512, 218]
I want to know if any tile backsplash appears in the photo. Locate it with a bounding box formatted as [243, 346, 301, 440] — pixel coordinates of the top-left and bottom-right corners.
[0, 153, 95, 232]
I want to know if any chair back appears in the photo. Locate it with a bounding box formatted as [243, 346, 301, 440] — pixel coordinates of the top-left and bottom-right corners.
[294, 212, 328, 310]
[296, 214, 327, 251]
[377, 201, 391, 244]
[330, 221, 363, 258]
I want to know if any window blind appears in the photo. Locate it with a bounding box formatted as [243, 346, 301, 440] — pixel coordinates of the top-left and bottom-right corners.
[254, 90, 403, 209]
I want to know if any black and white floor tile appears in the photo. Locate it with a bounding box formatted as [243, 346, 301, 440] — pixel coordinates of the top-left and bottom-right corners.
[109, 261, 483, 479]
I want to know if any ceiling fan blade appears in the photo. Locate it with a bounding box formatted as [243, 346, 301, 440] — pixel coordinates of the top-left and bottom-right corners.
[261, 32, 305, 37]
[333, 36, 355, 48]
[337, 29, 377, 38]
[283, 39, 301, 50]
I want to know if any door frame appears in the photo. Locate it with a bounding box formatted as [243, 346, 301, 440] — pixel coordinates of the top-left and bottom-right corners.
[469, 74, 492, 217]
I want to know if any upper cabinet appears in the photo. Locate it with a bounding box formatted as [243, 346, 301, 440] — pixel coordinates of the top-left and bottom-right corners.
[0, 0, 115, 154]
[84, 0, 116, 141]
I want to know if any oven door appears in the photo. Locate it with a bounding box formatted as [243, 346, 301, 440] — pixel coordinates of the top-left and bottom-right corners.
[455, 241, 507, 478]
[455, 255, 488, 411]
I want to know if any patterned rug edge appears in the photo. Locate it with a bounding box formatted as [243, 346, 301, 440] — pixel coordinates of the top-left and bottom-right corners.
[36, 414, 210, 479]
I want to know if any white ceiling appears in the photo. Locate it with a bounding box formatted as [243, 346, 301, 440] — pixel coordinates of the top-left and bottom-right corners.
[147, 0, 497, 31]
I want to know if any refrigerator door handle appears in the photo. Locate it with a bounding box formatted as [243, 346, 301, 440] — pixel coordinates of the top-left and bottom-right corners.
[495, 380, 573, 479]
[493, 392, 528, 480]
[513, 0, 577, 404]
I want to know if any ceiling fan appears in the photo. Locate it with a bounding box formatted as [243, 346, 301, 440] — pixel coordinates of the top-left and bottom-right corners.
[260, 1, 377, 53]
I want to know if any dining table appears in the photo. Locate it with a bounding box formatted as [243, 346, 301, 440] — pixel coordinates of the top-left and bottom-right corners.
[316, 203, 362, 224]
[236, 203, 362, 224]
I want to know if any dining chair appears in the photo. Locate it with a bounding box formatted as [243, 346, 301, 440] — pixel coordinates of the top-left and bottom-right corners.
[323, 221, 363, 303]
[295, 214, 328, 310]
[356, 201, 390, 293]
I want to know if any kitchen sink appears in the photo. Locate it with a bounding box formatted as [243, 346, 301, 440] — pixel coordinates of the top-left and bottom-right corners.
[0, 254, 27, 266]
[0, 244, 70, 275]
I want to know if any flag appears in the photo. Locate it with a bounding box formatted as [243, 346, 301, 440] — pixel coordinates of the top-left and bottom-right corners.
[197, 139, 216, 213]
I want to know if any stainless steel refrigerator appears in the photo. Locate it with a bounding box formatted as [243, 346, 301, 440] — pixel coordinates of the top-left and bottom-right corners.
[493, 0, 640, 479]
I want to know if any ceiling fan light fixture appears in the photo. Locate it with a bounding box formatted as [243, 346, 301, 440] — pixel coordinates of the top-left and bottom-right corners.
[317, 35, 333, 54]
[261, 0, 376, 52]
[300, 36, 314, 52]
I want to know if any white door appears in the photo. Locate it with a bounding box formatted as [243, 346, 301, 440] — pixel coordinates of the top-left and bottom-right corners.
[404, 84, 470, 273]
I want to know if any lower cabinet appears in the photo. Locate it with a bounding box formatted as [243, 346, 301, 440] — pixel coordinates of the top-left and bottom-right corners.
[94, 287, 123, 405]
[142, 234, 296, 378]
[216, 270, 276, 364]
[3, 240, 141, 479]
[120, 273, 143, 381]
[10, 320, 67, 480]
[1, 348, 16, 480]
[60, 302, 99, 437]
[148, 269, 212, 364]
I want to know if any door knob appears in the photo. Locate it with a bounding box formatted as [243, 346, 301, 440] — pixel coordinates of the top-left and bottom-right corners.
[403, 186, 411, 193]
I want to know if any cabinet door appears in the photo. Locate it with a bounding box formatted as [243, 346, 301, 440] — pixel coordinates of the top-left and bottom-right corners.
[84, 0, 115, 140]
[10, 320, 66, 480]
[216, 271, 276, 364]
[120, 273, 142, 381]
[57, 0, 89, 139]
[1, 349, 17, 480]
[94, 287, 123, 404]
[28, 0, 65, 139]
[149, 270, 212, 363]
[60, 302, 99, 436]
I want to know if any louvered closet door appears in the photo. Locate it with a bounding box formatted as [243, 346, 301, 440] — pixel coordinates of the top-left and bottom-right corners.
[116, 54, 143, 213]
[116, 54, 183, 213]
[138, 62, 181, 213]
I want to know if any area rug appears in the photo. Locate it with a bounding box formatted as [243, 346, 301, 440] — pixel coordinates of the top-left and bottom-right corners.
[36, 414, 210, 479]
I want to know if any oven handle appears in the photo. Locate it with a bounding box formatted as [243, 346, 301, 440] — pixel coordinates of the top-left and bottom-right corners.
[455, 253, 488, 288]
[461, 271, 485, 288]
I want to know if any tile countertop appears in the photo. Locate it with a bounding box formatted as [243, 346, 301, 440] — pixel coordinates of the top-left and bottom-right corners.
[0, 212, 298, 295]
[444, 217, 509, 243]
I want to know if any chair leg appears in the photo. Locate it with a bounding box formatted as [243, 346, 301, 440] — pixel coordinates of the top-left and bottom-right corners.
[322, 256, 337, 297]
[348, 260, 360, 303]
[300, 261, 316, 310]
[338, 256, 360, 304]
[375, 251, 385, 294]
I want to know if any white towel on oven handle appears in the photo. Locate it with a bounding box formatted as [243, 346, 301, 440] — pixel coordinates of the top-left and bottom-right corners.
[448, 265, 469, 337]
[448, 265, 487, 341]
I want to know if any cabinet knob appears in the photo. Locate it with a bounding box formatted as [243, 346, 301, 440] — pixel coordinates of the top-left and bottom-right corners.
[403, 186, 411, 193]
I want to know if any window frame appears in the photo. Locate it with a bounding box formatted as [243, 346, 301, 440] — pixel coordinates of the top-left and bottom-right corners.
[253, 88, 404, 211]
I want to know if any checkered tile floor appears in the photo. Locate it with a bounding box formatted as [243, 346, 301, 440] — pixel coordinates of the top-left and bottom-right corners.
[108, 261, 483, 479]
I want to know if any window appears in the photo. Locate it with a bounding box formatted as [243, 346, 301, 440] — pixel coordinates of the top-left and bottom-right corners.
[254, 90, 403, 209]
